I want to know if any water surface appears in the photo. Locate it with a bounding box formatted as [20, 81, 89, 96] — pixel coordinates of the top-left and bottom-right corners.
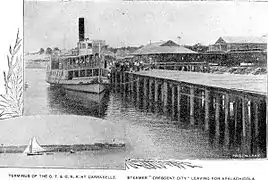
[18, 68, 263, 168]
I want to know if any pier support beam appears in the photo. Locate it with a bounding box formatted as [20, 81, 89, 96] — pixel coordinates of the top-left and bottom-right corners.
[204, 89, 210, 131]
[154, 80, 158, 102]
[224, 94, 230, 146]
[110, 70, 113, 85]
[149, 79, 153, 101]
[253, 101, 259, 154]
[113, 71, 116, 86]
[233, 99, 238, 144]
[242, 96, 250, 154]
[125, 73, 129, 92]
[143, 78, 148, 109]
[242, 96, 249, 138]
[143, 78, 148, 99]
[136, 76, 140, 103]
[129, 73, 133, 93]
[177, 84, 181, 122]
[171, 85, 176, 119]
[122, 72, 125, 92]
[162, 81, 168, 108]
[215, 94, 221, 137]
[120, 72, 124, 90]
[190, 86, 195, 125]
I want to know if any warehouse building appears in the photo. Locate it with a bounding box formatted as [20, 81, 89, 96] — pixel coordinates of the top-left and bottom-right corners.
[208, 36, 267, 52]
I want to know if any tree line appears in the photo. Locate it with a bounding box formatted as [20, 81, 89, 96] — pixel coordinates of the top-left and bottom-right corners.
[39, 47, 60, 55]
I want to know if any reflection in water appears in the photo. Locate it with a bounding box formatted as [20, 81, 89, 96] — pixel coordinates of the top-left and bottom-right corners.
[47, 86, 110, 118]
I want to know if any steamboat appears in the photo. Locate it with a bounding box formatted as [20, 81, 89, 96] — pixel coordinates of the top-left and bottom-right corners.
[46, 17, 110, 94]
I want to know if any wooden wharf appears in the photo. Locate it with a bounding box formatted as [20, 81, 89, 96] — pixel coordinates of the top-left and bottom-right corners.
[110, 69, 267, 157]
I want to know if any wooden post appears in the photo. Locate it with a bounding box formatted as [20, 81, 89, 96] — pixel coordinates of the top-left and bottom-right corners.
[110, 70, 113, 85]
[162, 81, 168, 107]
[177, 84, 181, 122]
[112, 70, 115, 85]
[114, 71, 118, 89]
[149, 79, 153, 100]
[171, 85, 175, 118]
[129, 73, 133, 92]
[125, 73, 128, 92]
[136, 76, 140, 102]
[154, 80, 158, 102]
[247, 100, 252, 154]
[233, 99, 238, 144]
[204, 89, 210, 131]
[242, 96, 249, 138]
[122, 72, 125, 92]
[215, 94, 220, 137]
[190, 86, 195, 125]
[120, 72, 123, 90]
[242, 96, 250, 154]
[254, 101, 259, 154]
[143, 78, 148, 109]
[224, 94, 230, 146]
[132, 74, 136, 101]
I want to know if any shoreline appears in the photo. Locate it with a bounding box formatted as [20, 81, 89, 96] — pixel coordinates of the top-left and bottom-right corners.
[0, 143, 125, 154]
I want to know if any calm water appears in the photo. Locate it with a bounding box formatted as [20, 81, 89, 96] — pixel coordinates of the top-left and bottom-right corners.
[20, 68, 256, 168]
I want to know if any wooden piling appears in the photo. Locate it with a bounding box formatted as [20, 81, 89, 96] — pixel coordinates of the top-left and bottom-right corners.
[120, 72, 123, 89]
[149, 79, 153, 100]
[154, 80, 158, 102]
[163, 81, 168, 108]
[114, 71, 118, 87]
[143, 77, 148, 109]
[190, 86, 195, 125]
[204, 89, 210, 131]
[215, 94, 220, 137]
[136, 76, 140, 102]
[242, 96, 249, 138]
[242, 96, 251, 154]
[253, 101, 259, 154]
[129, 73, 133, 92]
[233, 100, 238, 144]
[224, 94, 230, 146]
[171, 85, 176, 119]
[177, 84, 181, 122]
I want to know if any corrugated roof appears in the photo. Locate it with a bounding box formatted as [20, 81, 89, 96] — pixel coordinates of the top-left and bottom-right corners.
[219, 36, 267, 44]
[133, 40, 197, 55]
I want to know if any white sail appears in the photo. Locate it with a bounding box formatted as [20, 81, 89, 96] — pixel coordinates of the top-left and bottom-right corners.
[23, 137, 46, 154]
[31, 137, 46, 153]
[23, 139, 32, 153]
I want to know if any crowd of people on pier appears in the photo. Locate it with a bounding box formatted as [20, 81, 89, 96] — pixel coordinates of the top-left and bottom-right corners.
[111, 59, 152, 72]
[109, 56, 267, 75]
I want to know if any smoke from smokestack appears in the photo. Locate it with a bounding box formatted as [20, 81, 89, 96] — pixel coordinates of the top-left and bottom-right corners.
[79, 17, 85, 41]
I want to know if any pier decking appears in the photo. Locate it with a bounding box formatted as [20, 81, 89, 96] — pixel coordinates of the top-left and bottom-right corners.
[134, 70, 267, 95]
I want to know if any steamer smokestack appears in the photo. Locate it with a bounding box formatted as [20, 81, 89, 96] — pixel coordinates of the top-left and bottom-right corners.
[78, 17, 85, 41]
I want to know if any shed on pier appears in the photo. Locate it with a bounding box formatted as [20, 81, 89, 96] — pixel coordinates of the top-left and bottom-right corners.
[132, 40, 199, 64]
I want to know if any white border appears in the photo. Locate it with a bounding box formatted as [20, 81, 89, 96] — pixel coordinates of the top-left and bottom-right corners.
[0, 0, 267, 179]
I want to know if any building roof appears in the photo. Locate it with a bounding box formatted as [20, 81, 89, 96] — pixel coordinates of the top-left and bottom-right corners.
[217, 36, 267, 44]
[132, 40, 197, 55]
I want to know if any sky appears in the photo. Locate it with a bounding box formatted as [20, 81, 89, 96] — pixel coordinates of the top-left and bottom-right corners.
[24, 0, 268, 53]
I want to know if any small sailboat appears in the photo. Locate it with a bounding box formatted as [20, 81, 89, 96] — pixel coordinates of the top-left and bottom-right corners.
[24, 137, 46, 156]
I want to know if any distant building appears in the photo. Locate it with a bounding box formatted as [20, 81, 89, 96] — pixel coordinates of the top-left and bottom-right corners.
[132, 40, 198, 63]
[208, 36, 267, 52]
